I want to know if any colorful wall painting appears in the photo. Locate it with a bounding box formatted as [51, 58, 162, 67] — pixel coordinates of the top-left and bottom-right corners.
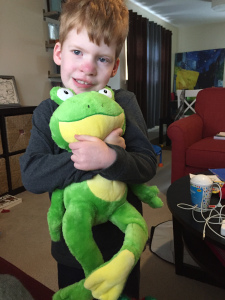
[174, 48, 225, 91]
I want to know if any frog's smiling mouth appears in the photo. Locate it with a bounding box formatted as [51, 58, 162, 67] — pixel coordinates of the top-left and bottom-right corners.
[59, 113, 124, 143]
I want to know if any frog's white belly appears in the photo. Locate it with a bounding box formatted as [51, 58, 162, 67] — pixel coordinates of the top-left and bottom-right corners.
[87, 174, 126, 202]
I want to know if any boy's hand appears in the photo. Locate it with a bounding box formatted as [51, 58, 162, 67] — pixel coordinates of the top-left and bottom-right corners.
[69, 135, 116, 171]
[104, 128, 126, 149]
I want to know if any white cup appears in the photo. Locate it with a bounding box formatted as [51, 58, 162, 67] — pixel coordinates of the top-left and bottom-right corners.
[190, 174, 220, 211]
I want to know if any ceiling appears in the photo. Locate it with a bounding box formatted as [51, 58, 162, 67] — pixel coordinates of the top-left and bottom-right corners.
[129, 0, 225, 27]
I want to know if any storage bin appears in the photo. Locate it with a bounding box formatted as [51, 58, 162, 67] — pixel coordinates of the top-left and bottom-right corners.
[9, 153, 23, 190]
[0, 158, 8, 195]
[5, 114, 32, 153]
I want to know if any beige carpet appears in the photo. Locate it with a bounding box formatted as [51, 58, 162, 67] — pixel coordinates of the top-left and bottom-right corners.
[0, 150, 224, 299]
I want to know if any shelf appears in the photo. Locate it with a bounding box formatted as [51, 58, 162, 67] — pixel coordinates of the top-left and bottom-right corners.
[44, 7, 61, 86]
[45, 41, 55, 49]
[48, 72, 61, 83]
[43, 10, 60, 21]
[48, 72, 61, 79]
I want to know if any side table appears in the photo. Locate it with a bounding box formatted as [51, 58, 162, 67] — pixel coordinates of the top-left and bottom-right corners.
[167, 175, 225, 289]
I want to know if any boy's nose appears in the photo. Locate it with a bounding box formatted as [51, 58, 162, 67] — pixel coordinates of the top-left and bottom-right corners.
[79, 61, 97, 76]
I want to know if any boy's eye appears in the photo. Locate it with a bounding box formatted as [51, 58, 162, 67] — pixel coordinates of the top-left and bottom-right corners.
[99, 57, 108, 63]
[73, 50, 81, 56]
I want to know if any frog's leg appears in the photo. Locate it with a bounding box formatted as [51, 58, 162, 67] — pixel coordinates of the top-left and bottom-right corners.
[84, 202, 148, 300]
[62, 201, 105, 276]
[53, 201, 105, 300]
[47, 189, 65, 241]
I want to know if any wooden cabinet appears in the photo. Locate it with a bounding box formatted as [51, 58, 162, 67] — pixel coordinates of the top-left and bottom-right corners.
[0, 106, 36, 196]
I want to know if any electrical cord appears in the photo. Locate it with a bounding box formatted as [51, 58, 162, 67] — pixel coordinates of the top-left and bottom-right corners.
[177, 185, 225, 240]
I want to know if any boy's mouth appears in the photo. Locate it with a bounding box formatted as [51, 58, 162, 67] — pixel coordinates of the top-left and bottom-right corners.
[74, 78, 93, 87]
[73, 78, 94, 90]
[76, 79, 89, 85]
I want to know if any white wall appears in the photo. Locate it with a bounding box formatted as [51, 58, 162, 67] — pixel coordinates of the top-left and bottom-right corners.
[177, 22, 225, 53]
[1, 0, 54, 106]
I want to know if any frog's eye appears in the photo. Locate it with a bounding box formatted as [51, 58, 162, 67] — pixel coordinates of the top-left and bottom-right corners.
[57, 88, 74, 101]
[98, 88, 113, 99]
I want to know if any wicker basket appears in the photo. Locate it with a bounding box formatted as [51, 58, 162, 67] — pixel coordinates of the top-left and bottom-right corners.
[9, 153, 24, 190]
[0, 158, 8, 195]
[5, 114, 32, 153]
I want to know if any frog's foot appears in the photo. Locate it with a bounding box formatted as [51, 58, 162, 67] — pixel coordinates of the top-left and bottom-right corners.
[53, 279, 92, 300]
[130, 184, 163, 209]
[84, 250, 135, 300]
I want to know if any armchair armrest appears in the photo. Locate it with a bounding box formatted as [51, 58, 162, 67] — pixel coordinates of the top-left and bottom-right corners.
[167, 114, 203, 182]
[167, 114, 203, 148]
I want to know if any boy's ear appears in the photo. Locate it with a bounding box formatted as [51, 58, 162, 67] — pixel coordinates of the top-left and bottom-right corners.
[111, 58, 120, 78]
[53, 42, 62, 65]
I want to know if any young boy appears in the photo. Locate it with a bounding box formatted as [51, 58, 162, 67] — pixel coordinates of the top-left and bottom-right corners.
[20, 0, 157, 299]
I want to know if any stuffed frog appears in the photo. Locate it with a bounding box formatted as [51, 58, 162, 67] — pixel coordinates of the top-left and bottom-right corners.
[47, 86, 163, 300]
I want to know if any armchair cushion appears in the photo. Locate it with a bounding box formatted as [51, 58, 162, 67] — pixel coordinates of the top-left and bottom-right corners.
[186, 138, 225, 169]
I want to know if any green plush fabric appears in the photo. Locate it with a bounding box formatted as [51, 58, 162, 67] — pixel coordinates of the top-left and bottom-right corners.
[47, 86, 163, 300]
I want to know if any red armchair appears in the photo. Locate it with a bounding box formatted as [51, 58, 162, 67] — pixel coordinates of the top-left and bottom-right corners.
[167, 87, 225, 183]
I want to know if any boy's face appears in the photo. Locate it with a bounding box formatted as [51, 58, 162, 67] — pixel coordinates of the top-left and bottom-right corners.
[53, 27, 120, 94]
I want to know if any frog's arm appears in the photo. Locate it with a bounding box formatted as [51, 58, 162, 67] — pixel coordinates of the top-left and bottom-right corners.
[129, 183, 163, 208]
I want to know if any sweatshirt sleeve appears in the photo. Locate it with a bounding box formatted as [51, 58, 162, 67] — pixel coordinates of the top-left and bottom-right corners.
[99, 90, 157, 184]
[20, 99, 97, 194]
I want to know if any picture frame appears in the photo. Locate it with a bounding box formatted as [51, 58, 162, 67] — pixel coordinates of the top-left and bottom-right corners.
[0, 76, 20, 107]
